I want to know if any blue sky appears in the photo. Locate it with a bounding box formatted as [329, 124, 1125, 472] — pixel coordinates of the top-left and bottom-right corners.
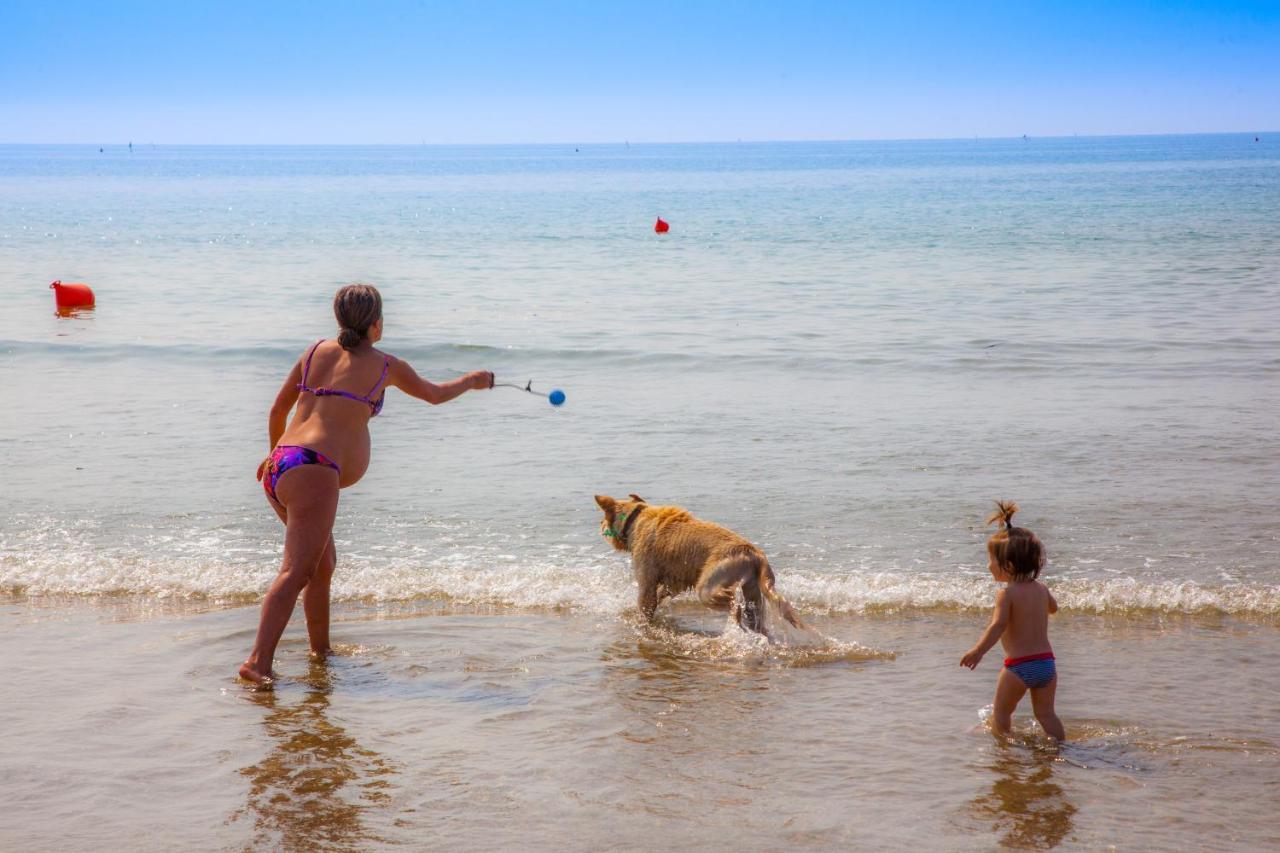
[2, 1, 1276, 143]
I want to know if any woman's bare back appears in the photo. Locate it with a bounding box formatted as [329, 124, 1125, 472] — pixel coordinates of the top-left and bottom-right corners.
[278, 340, 388, 485]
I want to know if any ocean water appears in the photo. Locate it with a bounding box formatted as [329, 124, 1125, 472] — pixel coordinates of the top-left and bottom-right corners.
[1, 137, 1278, 850]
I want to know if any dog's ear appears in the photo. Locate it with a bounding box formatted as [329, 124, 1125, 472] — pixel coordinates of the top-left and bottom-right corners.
[628, 493, 646, 504]
[594, 494, 616, 513]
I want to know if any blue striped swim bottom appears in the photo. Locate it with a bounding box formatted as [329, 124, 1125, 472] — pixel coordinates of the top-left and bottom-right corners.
[1004, 652, 1056, 689]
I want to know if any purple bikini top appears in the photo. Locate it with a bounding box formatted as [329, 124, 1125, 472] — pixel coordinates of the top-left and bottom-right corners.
[297, 340, 389, 416]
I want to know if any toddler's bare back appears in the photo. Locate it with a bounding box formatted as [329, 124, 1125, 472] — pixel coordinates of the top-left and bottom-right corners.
[1000, 579, 1054, 659]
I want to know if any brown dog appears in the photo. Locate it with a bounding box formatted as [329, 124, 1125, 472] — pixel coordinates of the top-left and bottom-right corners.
[594, 493, 803, 635]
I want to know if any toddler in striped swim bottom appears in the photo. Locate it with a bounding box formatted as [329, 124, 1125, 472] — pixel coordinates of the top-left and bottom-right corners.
[960, 501, 1066, 741]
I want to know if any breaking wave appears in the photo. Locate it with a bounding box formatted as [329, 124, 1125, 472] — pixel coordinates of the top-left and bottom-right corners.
[2, 541, 1276, 618]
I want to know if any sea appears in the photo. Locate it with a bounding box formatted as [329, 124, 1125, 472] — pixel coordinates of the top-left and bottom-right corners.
[1, 136, 1278, 850]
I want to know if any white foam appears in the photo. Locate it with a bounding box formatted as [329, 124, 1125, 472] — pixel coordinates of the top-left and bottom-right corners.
[2, 530, 1277, 617]
[777, 570, 1280, 617]
[629, 598, 895, 665]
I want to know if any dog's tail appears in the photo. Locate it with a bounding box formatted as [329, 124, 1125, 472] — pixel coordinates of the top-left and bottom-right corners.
[759, 558, 805, 630]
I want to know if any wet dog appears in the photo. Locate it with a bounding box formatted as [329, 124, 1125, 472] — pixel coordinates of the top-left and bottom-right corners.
[594, 493, 804, 635]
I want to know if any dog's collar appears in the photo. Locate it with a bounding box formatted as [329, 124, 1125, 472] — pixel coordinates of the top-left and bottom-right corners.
[609, 504, 645, 548]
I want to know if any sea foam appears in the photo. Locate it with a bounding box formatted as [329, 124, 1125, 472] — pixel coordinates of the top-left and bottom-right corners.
[3, 543, 1276, 618]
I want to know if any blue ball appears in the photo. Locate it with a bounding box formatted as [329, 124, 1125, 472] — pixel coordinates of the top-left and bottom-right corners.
[548, 389, 566, 407]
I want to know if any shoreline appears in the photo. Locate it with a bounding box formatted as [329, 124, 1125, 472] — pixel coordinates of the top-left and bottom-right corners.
[4, 588, 1277, 625]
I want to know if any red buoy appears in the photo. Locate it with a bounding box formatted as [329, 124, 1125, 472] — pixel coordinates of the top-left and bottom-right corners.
[50, 280, 95, 309]
[654, 217, 670, 234]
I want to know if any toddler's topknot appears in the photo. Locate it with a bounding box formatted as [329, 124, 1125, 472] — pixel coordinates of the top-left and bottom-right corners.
[986, 500, 1045, 580]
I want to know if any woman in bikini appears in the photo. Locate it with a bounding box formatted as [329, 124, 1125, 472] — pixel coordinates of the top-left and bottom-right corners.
[239, 283, 493, 685]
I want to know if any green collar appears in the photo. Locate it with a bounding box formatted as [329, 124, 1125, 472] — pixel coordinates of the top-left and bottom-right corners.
[605, 505, 645, 548]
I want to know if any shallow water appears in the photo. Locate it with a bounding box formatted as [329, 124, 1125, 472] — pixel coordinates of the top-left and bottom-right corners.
[1, 137, 1279, 849]
[2, 596, 1277, 851]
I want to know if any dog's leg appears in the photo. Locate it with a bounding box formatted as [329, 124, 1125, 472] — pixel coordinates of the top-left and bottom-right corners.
[696, 554, 765, 632]
[637, 582, 659, 621]
[738, 571, 766, 634]
[759, 560, 805, 630]
[632, 553, 662, 621]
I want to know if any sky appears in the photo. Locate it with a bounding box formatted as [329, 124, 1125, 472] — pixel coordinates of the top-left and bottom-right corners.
[1, 0, 1277, 143]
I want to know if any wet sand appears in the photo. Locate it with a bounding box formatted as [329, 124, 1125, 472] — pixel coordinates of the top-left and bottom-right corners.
[2, 594, 1277, 851]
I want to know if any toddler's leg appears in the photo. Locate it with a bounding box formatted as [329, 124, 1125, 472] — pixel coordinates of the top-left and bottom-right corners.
[1030, 678, 1066, 741]
[992, 667, 1027, 734]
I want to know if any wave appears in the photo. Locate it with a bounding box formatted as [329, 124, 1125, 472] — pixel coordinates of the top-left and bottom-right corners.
[0, 337, 720, 371]
[2, 547, 1276, 618]
[5, 336, 1277, 377]
[780, 571, 1280, 618]
[0, 338, 627, 363]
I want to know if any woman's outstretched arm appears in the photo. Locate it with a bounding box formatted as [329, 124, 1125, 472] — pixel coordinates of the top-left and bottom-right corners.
[388, 357, 492, 405]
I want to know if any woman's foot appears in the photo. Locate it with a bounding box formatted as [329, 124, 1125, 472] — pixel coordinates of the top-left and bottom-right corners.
[308, 647, 334, 661]
[238, 661, 275, 686]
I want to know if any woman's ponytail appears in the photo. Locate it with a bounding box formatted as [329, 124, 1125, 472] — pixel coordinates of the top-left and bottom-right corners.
[337, 326, 364, 350]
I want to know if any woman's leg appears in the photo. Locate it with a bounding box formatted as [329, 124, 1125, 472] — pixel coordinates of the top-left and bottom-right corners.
[259, 483, 337, 662]
[240, 465, 340, 684]
[302, 535, 337, 657]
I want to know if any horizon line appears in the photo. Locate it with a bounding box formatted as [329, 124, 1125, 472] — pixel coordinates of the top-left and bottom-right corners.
[1, 130, 1274, 148]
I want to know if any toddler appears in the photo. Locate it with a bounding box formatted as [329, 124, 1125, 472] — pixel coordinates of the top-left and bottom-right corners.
[961, 501, 1065, 740]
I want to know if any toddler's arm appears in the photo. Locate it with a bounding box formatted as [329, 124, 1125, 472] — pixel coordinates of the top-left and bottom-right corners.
[1047, 586, 1059, 615]
[960, 588, 1010, 669]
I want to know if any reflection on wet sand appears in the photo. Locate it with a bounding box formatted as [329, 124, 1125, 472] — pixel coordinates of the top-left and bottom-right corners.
[234, 661, 397, 851]
[607, 626, 775, 735]
[968, 742, 1078, 849]
[595, 629, 776, 823]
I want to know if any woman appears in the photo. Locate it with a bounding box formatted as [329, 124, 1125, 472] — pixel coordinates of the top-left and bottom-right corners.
[239, 283, 493, 685]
